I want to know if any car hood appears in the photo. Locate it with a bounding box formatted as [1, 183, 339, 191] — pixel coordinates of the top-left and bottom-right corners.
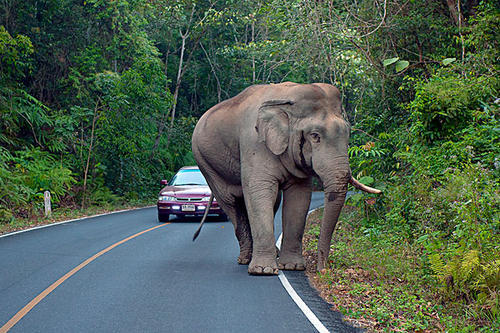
[159, 185, 211, 197]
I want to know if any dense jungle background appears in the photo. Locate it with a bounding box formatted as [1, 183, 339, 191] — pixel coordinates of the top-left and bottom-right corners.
[0, 0, 498, 330]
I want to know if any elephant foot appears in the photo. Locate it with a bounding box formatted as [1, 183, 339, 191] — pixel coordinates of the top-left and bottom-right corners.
[237, 249, 252, 265]
[248, 257, 279, 275]
[278, 253, 305, 271]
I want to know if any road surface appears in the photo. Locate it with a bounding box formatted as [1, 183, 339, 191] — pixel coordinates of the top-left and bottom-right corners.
[0, 193, 359, 332]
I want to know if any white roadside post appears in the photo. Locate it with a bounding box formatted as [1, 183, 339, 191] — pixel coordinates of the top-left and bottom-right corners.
[44, 191, 52, 217]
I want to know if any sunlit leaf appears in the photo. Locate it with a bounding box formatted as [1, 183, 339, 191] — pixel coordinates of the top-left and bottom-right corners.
[383, 57, 399, 67]
[395, 60, 409, 72]
[442, 58, 456, 65]
[359, 176, 374, 185]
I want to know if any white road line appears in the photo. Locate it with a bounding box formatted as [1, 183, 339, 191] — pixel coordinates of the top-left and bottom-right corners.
[276, 207, 329, 333]
[0, 206, 155, 239]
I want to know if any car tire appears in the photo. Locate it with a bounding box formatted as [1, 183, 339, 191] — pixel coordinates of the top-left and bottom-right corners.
[158, 212, 170, 223]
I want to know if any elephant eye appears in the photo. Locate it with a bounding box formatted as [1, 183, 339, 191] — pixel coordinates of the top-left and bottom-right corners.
[310, 132, 321, 143]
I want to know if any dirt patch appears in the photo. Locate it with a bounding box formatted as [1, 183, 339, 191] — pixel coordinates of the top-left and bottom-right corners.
[301, 208, 445, 332]
[302, 209, 374, 330]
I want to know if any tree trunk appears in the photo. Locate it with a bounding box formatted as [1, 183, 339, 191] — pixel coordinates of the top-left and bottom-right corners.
[82, 100, 99, 209]
[446, 0, 464, 26]
[251, 18, 256, 83]
[150, 32, 186, 160]
[149, 3, 212, 158]
[169, 31, 187, 129]
[201, 43, 222, 103]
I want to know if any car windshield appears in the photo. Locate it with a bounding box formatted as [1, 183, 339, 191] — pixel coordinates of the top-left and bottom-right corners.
[169, 169, 208, 186]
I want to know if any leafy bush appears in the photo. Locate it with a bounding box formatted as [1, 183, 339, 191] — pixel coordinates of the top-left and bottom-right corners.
[0, 147, 32, 222]
[0, 147, 75, 221]
[0, 26, 33, 79]
[421, 165, 499, 315]
[383, 163, 499, 320]
[88, 186, 120, 206]
[12, 148, 75, 203]
[352, 41, 499, 326]
[348, 141, 388, 177]
[408, 74, 498, 143]
[346, 175, 386, 230]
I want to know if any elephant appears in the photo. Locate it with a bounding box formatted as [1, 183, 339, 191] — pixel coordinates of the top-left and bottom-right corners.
[191, 82, 380, 275]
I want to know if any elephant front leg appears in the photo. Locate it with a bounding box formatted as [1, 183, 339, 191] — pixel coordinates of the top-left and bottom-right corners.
[243, 181, 280, 275]
[278, 178, 312, 271]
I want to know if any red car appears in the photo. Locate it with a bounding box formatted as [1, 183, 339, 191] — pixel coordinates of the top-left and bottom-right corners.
[157, 166, 226, 222]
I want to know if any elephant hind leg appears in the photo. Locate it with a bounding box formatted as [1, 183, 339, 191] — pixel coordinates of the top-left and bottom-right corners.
[226, 196, 253, 264]
[195, 164, 252, 263]
[193, 148, 252, 264]
[204, 182, 252, 264]
[211, 195, 252, 264]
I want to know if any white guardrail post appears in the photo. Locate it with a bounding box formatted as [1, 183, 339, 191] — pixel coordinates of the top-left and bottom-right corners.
[44, 191, 52, 217]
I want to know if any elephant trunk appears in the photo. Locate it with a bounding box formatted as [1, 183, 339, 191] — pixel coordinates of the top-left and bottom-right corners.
[315, 166, 381, 271]
[317, 189, 346, 271]
[314, 161, 350, 271]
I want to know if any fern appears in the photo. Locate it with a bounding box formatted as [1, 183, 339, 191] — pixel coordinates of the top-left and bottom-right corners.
[429, 253, 446, 280]
[462, 250, 481, 283]
[429, 246, 499, 317]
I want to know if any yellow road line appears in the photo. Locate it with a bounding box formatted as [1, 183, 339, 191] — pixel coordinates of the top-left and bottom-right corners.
[0, 223, 169, 332]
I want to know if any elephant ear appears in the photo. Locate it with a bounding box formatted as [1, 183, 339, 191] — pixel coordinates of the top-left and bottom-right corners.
[256, 100, 294, 155]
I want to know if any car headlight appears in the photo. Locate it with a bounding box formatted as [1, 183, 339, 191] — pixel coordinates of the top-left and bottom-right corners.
[159, 196, 176, 201]
[201, 196, 216, 202]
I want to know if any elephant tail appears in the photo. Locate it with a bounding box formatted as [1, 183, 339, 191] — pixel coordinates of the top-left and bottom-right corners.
[192, 193, 214, 241]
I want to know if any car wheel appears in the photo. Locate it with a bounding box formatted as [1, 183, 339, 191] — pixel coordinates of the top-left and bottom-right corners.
[158, 212, 170, 223]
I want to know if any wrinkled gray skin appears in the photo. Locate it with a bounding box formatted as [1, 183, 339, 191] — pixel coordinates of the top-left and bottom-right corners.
[192, 82, 380, 275]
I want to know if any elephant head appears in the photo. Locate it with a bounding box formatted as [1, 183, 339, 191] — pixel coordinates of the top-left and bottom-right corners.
[256, 84, 380, 271]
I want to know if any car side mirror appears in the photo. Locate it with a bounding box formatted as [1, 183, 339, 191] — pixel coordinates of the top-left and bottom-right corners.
[160, 179, 168, 186]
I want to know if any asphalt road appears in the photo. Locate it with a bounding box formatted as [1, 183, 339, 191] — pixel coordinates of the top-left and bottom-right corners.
[0, 192, 359, 332]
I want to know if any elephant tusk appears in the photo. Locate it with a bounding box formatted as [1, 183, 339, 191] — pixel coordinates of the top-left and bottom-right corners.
[349, 177, 382, 194]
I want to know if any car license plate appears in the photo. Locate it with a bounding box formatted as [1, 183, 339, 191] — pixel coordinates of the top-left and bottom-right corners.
[182, 204, 196, 212]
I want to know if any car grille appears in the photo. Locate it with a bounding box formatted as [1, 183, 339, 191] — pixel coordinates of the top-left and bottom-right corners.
[175, 197, 203, 202]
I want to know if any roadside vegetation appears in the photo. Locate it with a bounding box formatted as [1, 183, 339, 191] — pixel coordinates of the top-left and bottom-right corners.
[304, 202, 498, 331]
[0, 197, 152, 235]
[1, 1, 498, 329]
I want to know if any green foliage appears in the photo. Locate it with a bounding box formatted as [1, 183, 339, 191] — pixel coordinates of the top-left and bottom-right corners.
[383, 57, 409, 73]
[90, 56, 177, 195]
[12, 148, 75, 203]
[336, 3, 500, 327]
[420, 165, 499, 314]
[408, 74, 498, 143]
[382, 162, 499, 324]
[429, 250, 499, 317]
[306, 208, 453, 331]
[0, 0, 200, 224]
[0, 26, 33, 79]
[0, 147, 74, 222]
[86, 179, 120, 206]
[348, 141, 388, 177]
[0, 147, 32, 222]
[0, 26, 46, 149]
[0, 86, 54, 149]
[463, 2, 500, 75]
